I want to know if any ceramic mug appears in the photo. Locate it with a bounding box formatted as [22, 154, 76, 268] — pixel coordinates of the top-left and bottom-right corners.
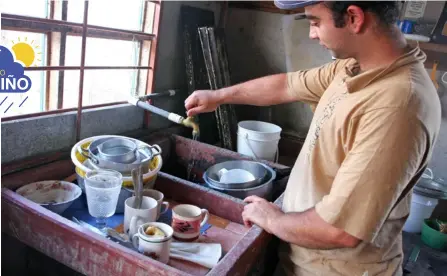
[143, 189, 169, 220]
[132, 222, 173, 264]
[124, 196, 158, 238]
[171, 204, 209, 242]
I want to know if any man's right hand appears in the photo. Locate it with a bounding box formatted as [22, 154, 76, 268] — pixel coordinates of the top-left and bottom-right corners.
[184, 90, 223, 117]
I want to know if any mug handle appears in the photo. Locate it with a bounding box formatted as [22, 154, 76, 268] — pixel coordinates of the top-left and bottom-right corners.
[129, 216, 144, 238]
[200, 209, 209, 227]
[160, 202, 169, 216]
[132, 234, 140, 250]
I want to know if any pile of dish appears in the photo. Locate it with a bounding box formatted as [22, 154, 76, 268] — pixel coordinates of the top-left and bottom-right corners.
[70, 135, 163, 213]
[203, 160, 276, 200]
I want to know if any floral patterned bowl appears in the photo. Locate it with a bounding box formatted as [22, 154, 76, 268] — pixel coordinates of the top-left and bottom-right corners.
[16, 180, 82, 214]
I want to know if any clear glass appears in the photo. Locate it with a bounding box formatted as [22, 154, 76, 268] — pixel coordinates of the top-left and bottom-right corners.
[63, 69, 145, 108]
[84, 169, 122, 231]
[67, 0, 144, 31]
[1, 0, 48, 18]
[65, 36, 140, 67]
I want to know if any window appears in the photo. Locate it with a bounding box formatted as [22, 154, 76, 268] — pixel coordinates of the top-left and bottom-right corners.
[1, 0, 161, 121]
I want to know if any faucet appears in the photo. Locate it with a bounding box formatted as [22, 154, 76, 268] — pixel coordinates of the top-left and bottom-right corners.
[128, 96, 200, 138]
[181, 116, 200, 138]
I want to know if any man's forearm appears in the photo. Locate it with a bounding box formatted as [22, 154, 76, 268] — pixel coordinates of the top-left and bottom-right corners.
[268, 208, 360, 249]
[218, 73, 294, 106]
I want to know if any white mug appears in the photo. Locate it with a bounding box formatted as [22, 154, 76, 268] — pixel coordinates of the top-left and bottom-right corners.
[132, 222, 173, 264]
[171, 204, 209, 242]
[143, 189, 169, 220]
[124, 196, 158, 238]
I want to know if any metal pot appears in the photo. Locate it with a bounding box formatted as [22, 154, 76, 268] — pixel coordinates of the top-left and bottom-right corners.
[203, 162, 276, 200]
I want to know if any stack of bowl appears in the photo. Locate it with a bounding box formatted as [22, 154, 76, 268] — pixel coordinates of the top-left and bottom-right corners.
[203, 160, 276, 200]
[71, 135, 163, 213]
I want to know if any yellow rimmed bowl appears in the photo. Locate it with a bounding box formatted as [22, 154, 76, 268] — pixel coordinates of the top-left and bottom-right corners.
[71, 135, 163, 213]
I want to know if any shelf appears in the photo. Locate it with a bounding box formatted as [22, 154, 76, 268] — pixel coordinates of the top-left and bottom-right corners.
[408, 40, 447, 72]
[228, 1, 304, 14]
[414, 41, 447, 54]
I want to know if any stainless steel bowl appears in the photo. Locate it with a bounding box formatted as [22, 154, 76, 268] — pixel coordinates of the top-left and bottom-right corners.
[88, 145, 161, 176]
[78, 137, 161, 174]
[203, 162, 276, 200]
[203, 160, 268, 189]
[97, 137, 139, 163]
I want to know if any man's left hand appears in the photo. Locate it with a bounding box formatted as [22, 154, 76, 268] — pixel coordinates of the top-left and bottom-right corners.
[242, 195, 284, 233]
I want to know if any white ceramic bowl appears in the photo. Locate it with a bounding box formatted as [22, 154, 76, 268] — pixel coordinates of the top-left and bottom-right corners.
[16, 181, 82, 214]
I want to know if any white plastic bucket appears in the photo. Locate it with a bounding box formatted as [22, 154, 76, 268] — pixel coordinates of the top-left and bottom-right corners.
[237, 121, 282, 162]
[403, 192, 439, 233]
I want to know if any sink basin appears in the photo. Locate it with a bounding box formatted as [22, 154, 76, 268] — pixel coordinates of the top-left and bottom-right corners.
[141, 133, 291, 203]
[2, 131, 292, 276]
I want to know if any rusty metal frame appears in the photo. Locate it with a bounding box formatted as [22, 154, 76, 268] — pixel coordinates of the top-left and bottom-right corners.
[1, 1, 162, 136]
[74, 1, 89, 142]
[144, 1, 162, 128]
[25, 66, 152, 71]
[2, 13, 155, 41]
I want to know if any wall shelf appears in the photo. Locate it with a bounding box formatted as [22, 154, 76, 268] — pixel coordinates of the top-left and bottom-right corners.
[228, 1, 304, 14]
[408, 40, 447, 71]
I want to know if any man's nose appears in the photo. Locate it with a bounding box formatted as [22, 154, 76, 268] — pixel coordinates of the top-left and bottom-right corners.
[309, 27, 318, 40]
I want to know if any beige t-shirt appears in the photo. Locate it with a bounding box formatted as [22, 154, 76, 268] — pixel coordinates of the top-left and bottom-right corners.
[278, 46, 441, 276]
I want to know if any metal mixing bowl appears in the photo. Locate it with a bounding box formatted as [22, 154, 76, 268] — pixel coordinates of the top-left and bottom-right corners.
[203, 162, 276, 200]
[97, 137, 139, 163]
[203, 160, 268, 189]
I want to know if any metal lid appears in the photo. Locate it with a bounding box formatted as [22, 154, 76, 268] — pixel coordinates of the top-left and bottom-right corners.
[414, 178, 447, 199]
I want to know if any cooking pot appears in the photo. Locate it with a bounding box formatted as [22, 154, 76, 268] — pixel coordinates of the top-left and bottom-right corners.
[203, 160, 269, 189]
[204, 162, 276, 200]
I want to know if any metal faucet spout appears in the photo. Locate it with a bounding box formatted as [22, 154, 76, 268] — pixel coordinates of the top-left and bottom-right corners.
[181, 117, 200, 137]
[128, 96, 200, 138]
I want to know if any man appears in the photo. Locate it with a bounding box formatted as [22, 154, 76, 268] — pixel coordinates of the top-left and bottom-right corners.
[185, 1, 441, 275]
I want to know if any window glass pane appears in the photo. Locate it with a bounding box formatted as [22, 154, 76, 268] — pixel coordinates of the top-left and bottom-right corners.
[1, 31, 47, 117]
[1, 0, 48, 18]
[65, 36, 140, 66]
[1, 30, 47, 67]
[145, 2, 157, 33]
[63, 69, 146, 108]
[67, 0, 145, 31]
[1, 71, 46, 118]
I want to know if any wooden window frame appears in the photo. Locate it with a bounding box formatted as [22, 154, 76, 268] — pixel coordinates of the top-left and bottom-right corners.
[1, 0, 162, 141]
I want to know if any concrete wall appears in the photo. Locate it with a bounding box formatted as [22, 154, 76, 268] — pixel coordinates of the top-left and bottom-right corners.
[1, 105, 144, 163]
[225, 8, 285, 123]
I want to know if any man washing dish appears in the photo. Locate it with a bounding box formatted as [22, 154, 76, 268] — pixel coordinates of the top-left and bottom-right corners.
[185, 1, 441, 275]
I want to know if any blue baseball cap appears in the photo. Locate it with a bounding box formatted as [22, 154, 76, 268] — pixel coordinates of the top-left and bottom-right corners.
[274, 0, 321, 10]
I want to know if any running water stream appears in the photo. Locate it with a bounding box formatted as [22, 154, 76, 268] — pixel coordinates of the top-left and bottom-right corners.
[186, 133, 200, 181]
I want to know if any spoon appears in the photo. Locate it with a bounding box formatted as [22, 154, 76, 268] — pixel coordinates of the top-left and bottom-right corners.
[132, 166, 143, 209]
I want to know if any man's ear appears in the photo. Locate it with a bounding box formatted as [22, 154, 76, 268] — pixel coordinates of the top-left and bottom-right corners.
[345, 5, 366, 34]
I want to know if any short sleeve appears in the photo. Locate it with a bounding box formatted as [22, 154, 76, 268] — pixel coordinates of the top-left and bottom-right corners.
[314, 108, 428, 243]
[286, 58, 354, 105]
